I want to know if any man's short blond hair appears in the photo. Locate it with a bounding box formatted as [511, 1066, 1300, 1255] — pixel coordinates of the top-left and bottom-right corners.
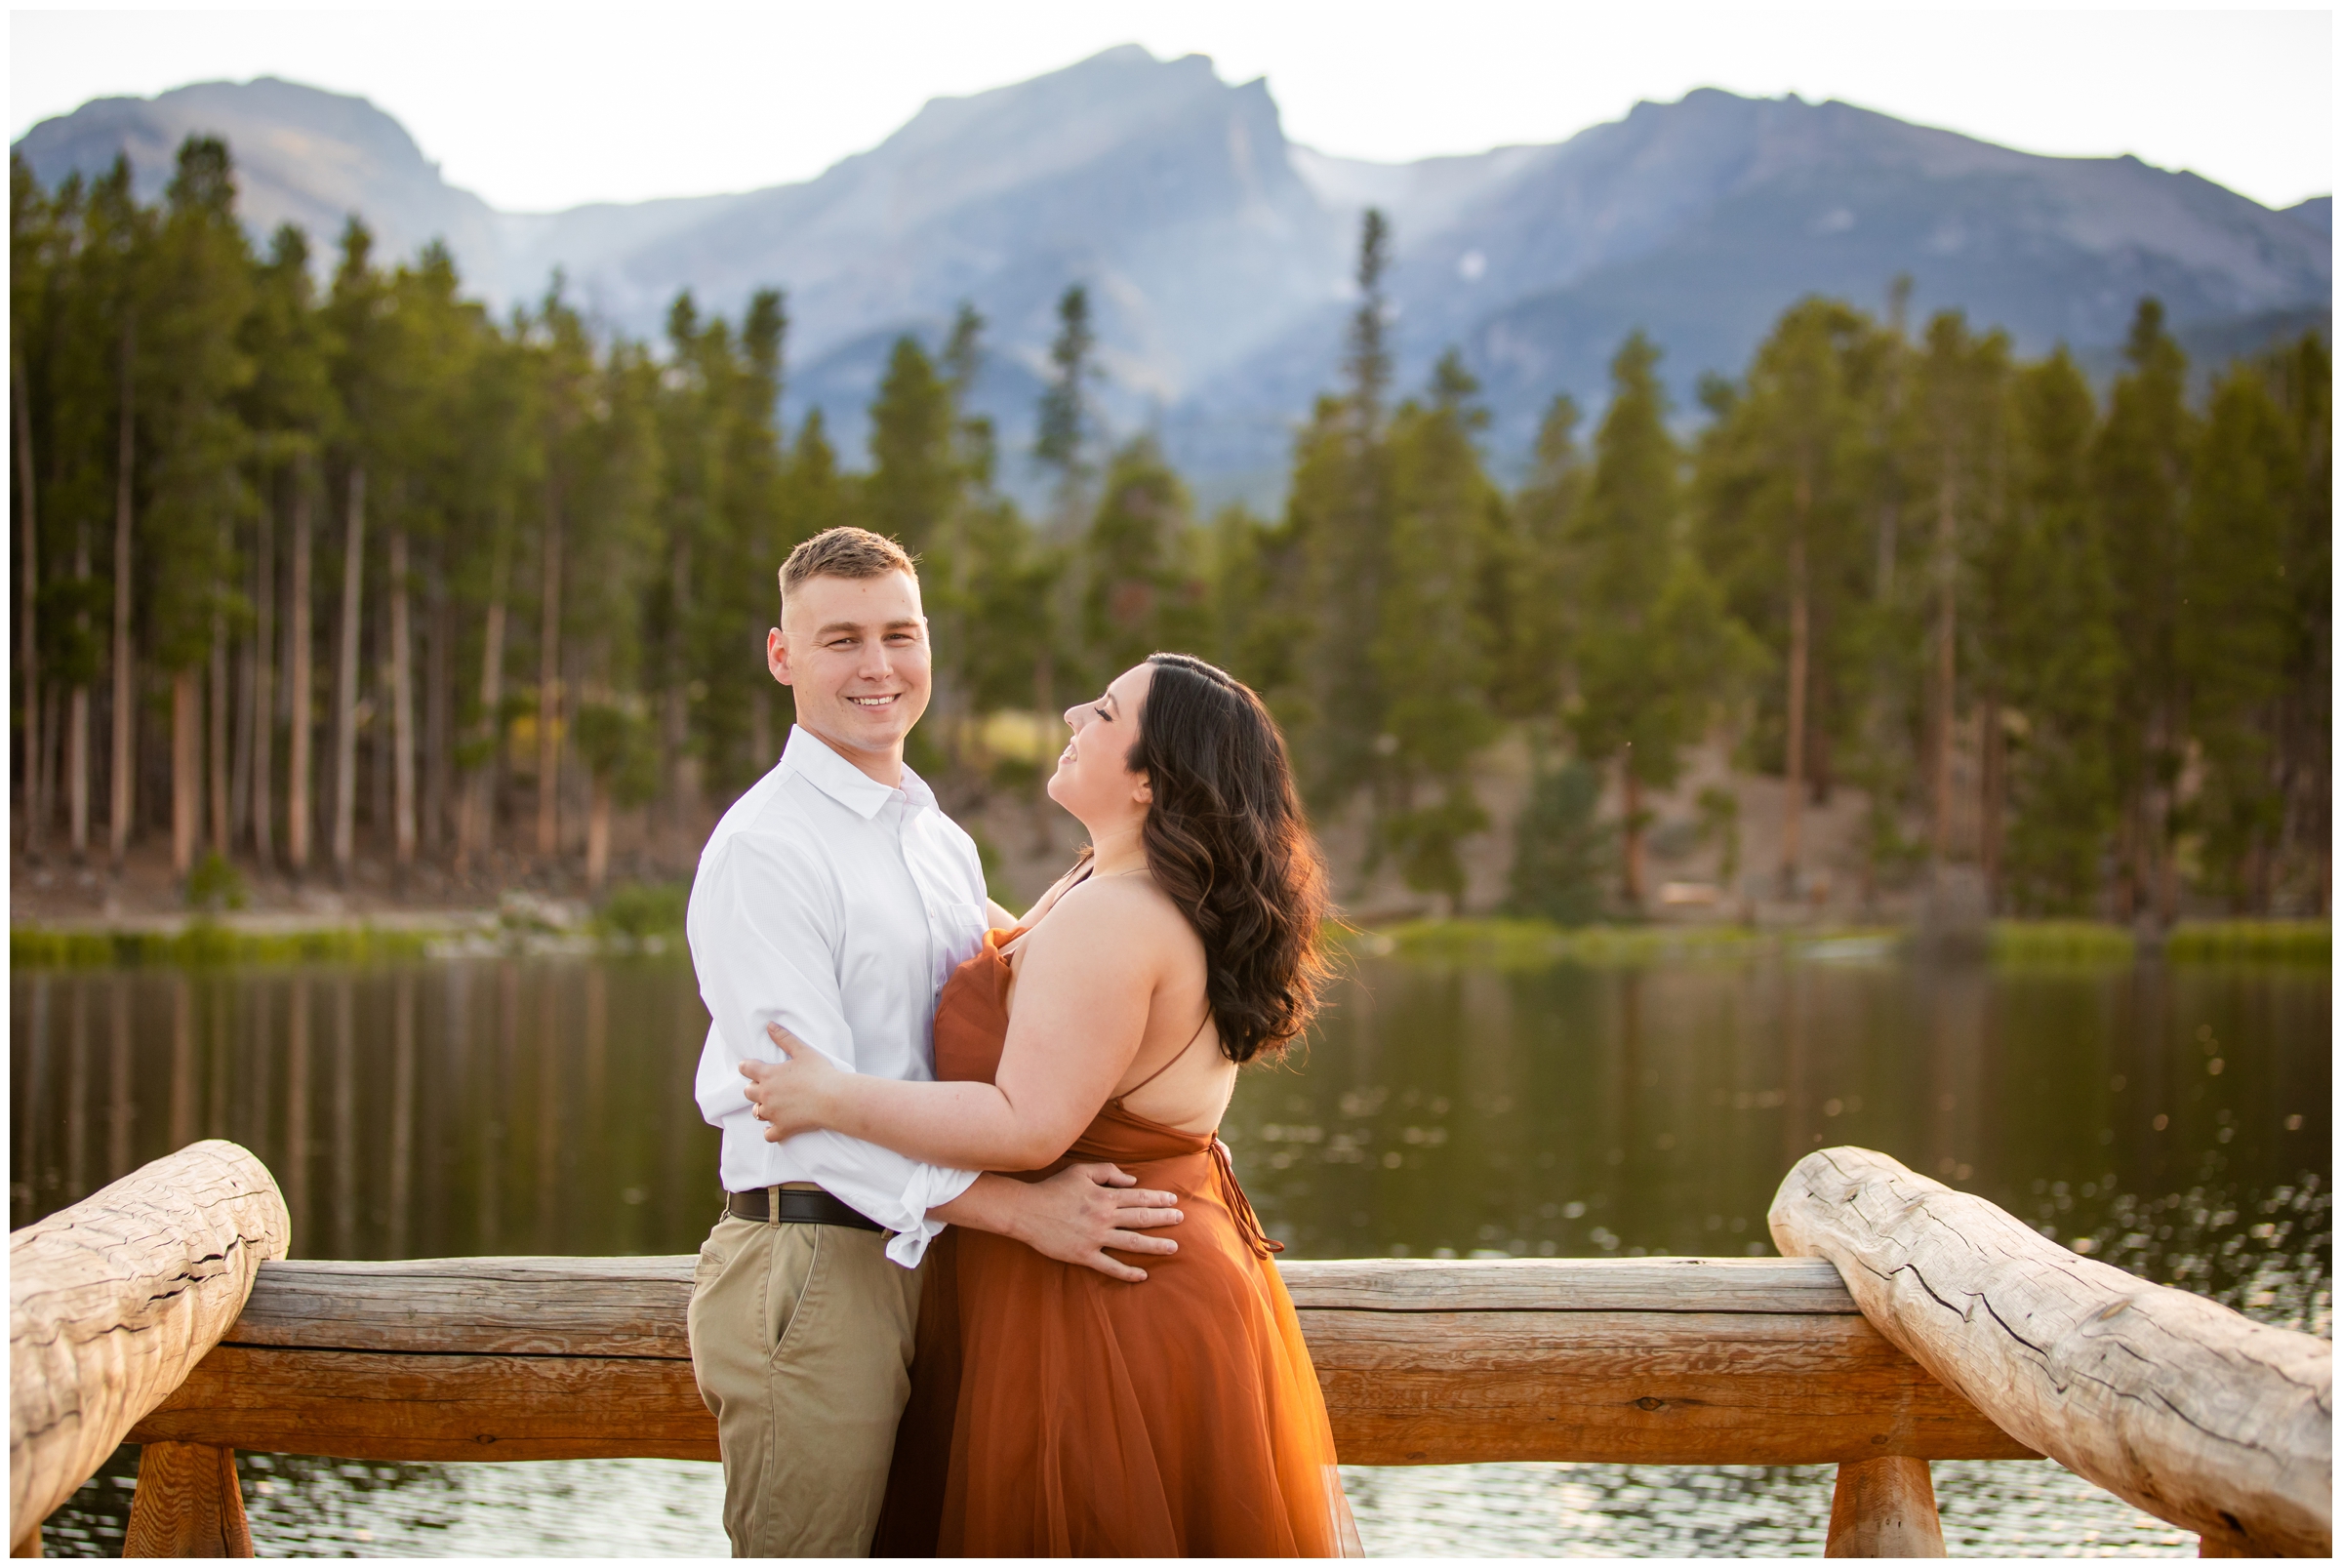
[778, 528, 919, 610]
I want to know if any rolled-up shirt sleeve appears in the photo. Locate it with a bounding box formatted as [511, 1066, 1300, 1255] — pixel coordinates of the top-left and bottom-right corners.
[689, 831, 978, 1266]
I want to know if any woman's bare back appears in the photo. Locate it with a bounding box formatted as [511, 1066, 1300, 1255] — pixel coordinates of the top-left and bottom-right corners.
[1002, 863, 1235, 1135]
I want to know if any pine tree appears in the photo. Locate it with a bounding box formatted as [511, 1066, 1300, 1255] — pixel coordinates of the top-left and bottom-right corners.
[2180, 363, 2294, 910]
[1997, 348, 2118, 912]
[1292, 209, 1396, 825]
[12, 158, 52, 856]
[2093, 299, 2194, 926]
[142, 138, 254, 880]
[1693, 300, 1876, 897]
[2257, 331, 2332, 912]
[1373, 350, 1503, 909]
[1079, 435, 1202, 687]
[1486, 394, 1587, 725]
[1033, 284, 1099, 537]
[1572, 333, 1750, 906]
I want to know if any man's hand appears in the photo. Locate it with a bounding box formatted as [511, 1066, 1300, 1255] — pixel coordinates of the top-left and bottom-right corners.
[933, 1166, 1183, 1283]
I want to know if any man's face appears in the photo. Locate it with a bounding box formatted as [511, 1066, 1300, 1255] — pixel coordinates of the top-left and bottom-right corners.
[768, 570, 932, 773]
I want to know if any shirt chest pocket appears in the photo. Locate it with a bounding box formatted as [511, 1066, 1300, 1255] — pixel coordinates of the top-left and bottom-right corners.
[933, 901, 989, 974]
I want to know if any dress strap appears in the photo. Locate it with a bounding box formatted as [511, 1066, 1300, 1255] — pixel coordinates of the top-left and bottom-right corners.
[1210, 1138, 1284, 1259]
[1111, 1008, 1214, 1105]
[999, 859, 1099, 959]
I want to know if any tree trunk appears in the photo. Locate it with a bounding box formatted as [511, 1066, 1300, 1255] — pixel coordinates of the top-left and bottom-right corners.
[1031, 647, 1057, 852]
[248, 479, 275, 866]
[536, 483, 564, 863]
[1930, 455, 1958, 864]
[388, 526, 416, 876]
[68, 518, 91, 863]
[1979, 691, 2003, 910]
[15, 350, 42, 858]
[331, 463, 366, 882]
[586, 778, 612, 892]
[1620, 754, 1644, 908]
[423, 554, 451, 856]
[1781, 523, 1808, 899]
[171, 669, 200, 878]
[456, 525, 509, 876]
[208, 583, 230, 856]
[67, 682, 90, 862]
[659, 533, 696, 868]
[229, 612, 254, 853]
[285, 459, 313, 874]
[109, 320, 136, 870]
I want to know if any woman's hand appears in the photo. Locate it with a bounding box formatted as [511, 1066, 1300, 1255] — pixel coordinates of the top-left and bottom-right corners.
[739, 1024, 848, 1142]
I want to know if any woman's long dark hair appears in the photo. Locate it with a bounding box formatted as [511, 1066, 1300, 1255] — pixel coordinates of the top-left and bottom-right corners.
[1125, 653, 1329, 1064]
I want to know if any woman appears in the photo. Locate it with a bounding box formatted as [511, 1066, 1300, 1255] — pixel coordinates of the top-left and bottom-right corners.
[739, 652, 1359, 1557]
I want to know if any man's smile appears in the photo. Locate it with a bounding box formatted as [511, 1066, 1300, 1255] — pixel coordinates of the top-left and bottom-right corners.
[846, 694, 902, 708]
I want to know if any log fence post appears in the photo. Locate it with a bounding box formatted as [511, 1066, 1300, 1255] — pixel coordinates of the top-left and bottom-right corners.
[9, 1141, 287, 1555]
[1825, 1455, 1945, 1556]
[123, 1442, 252, 1557]
[1773, 1146, 2331, 1558]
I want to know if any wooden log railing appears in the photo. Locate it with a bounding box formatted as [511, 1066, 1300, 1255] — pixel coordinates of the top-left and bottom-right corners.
[13, 1143, 2328, 1556]
[8, 1142, 288, 1556]
[1773, 1146, 2334, 1558]
[125, 1253, 2032, 1473]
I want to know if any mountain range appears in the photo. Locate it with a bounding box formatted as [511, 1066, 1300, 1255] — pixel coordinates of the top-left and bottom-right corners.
[16, 47, 2330, 504]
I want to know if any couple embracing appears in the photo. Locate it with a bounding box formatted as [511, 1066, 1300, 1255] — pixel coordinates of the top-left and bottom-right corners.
[684, 527, 1360, 1557]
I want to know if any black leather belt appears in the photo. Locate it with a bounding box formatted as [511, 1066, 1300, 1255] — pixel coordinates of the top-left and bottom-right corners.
[726, 1186, 884, 1232]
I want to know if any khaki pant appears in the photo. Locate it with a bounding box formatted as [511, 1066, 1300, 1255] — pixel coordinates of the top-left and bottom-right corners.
[687, 1202, 925, 1557]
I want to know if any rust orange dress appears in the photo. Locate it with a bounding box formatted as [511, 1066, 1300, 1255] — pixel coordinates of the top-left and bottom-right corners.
[870, 919, 1361, 1557]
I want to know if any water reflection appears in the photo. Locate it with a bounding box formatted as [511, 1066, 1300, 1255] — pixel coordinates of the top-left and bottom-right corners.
[11, 961, 720, 1261]
[12, 951, 2329, 1556]
[1225, 957, 2328, 1329]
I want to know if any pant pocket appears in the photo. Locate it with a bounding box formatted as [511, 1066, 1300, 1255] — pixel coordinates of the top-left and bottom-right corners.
[768, 1225, 824, 1360]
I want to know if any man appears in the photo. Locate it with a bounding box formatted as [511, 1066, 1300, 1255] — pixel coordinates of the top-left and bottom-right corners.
[686, 526, 1185, 1557]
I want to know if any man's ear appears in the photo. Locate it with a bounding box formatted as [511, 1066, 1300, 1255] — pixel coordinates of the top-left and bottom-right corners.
[767, 626, 792, 687]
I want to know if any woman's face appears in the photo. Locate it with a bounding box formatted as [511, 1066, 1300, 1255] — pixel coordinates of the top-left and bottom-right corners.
[1048, 662, 1155, 827]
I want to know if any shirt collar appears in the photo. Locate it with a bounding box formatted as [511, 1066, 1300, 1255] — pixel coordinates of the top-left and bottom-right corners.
[782, 724, 932, 821]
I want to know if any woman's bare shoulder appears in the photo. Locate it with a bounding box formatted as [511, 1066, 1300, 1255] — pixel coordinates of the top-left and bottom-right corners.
[1026, 872, 1198, 962]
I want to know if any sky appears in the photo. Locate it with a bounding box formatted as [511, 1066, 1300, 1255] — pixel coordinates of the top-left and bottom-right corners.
[10, 4, 2334, 213]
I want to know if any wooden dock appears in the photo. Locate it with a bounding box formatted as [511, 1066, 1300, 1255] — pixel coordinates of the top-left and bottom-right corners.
[9, 1141, 2331, 1557]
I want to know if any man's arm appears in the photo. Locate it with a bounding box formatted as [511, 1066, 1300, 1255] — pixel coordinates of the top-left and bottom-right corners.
[690, 832, 977, 1262]
[931, 1169, 1184, 1284]
[737, 877, 1173, 1172]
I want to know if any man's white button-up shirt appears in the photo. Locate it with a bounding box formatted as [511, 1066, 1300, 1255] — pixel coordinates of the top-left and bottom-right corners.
[689, 725, 987, 1266]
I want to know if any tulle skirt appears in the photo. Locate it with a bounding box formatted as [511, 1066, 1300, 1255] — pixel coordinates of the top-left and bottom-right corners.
[872, 1145, 1360, 1557]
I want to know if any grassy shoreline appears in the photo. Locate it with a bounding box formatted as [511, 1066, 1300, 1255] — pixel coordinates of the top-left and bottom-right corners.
[12, 911, 2326, 971]
[1353, 916, 2329, 970]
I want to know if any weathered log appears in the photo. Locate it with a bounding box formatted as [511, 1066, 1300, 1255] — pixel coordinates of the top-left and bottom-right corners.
[1283, 1255, 1863, 1314]
[1771, 1146, 2332, 1557]
[133, 1347, 722, 1464]
[1825, 1456, 1944, 1557]
[220, 1255, 694, 1358]
[122, 1443, 251, 1557]
[1300, 1307, 2030, 1466]
[127, 1253, 2029, 1467]
[215, 1254, 1857, 1359]
[10, 1142, 289, 1545]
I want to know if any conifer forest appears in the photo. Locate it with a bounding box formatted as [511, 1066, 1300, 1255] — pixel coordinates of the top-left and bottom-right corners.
[10, 140, 2331, 921]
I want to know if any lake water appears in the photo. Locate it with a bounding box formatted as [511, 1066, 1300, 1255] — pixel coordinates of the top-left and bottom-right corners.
[13, 946, 2328, 1557]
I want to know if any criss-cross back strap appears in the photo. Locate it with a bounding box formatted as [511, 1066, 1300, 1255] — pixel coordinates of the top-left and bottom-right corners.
[1112, 1008, 1215, 1105]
